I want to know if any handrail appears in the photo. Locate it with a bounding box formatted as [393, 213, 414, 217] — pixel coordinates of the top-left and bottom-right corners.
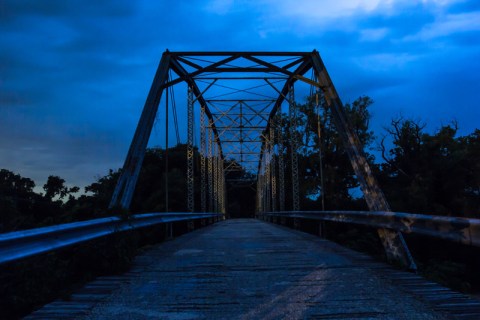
[260, 211, 480, 247]
[0, 212, 222, 265]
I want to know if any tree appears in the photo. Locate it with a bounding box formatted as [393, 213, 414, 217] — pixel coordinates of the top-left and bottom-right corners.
[288, 95, 376, 210]
[378, 118, 480, 217]
[43, 176, 68, 200]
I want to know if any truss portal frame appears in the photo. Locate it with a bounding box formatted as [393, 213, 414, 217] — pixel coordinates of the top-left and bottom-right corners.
[109, 50, 416, 269]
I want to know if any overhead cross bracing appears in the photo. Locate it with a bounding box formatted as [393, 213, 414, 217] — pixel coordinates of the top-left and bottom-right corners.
[109, 50, 418, 270]
[163, 52, 314, 177]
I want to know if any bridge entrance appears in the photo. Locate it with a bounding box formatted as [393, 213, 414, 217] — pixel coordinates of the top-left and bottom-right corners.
[108, 51, 415, 269]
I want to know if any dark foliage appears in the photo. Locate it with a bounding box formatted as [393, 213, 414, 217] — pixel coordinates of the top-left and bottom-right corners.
[378, 119, 480, 217]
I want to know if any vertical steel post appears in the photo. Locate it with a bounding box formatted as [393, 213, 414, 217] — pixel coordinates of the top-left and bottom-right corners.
[277, 114, 285, 211]
[265, 136, 271, 212]
[316, 86, 326, 211]
[208, 124, 214, 211]
[219, 157, 225, 214]
[222, 159, 227, 214]
[256, 171, 262, 214]
[187, 86, 194, 212]
[200, 105, 207, 212]
[289, 86, 300, 211]
[213, 142, 218, 213]
[165, 83, 169, 213]
[270, 120, 277, 212]
[263, 152, 269, 212]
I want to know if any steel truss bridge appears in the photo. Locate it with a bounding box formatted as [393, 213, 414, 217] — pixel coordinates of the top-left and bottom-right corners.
[109, 50, 416, 269]
[2, 51, 480, 319]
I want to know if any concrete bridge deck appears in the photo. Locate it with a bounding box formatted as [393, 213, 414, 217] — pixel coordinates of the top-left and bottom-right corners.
[27, 219, 479, 319]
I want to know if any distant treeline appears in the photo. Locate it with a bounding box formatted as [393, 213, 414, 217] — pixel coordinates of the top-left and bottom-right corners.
[1, 96, 479, 233]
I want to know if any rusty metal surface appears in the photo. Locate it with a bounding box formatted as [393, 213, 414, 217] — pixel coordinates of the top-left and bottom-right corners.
[262, 211, 480, 247]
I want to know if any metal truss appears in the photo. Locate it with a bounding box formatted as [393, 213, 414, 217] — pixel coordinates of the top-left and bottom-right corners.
[208, 123, 214, 212]
[269, 120, 276, 212]
[264, 135, 271, 213]
[213, 142, 218, 213]
[187, 86, 194, 212]
[277, 114, 285, 211]
[200, 105, 207, 212]
[110, 50, 416, 270]
[289, 86, 300, 211]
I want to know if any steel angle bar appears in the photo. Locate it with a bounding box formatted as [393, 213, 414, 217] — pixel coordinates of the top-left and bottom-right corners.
[205, 99, 278, 102]
[200, 105, 207, 212]
[197, 77, 288, 80]
[109, 54, 171, 210]
[310, 50, 416, 270]
[0, 212, 222, 265]
[192, 79, 217, 104]
[187, 87, 195, 212]
[289, 86, 300, 211]
[277, 114, 285, 211]
[282, 56, 308, 70]
[175, 55, 203, 70]
[241, 55, 296, 77]
[168, 56, 224, 159]
[257, 58, 312, 173]
[208, 125, 214, 211]
[210, 113, 271, 117]
[220, 141, 261, 146]
[213, 126, 268, 129]
[261, 211, 480, 247]
[270, 121, 277, 212]
[171, 52, 310, 56]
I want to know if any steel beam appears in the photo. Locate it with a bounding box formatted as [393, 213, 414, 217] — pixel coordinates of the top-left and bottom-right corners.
[277, 114, 286, 212]
[208, 125, 214, 212]
[289, 86, 300, 211]
[187, 87, 195, 212]
[200, 105, 207, 212]
[270, 121, 277, 212]
[310, 51, 416, 270]
[109, 53, 171, 210]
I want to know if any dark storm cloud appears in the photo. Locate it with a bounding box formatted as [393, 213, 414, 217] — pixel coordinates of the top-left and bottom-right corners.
[1, 0, 479, 190]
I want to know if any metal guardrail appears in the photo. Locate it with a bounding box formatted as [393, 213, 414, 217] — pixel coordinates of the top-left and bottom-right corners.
[0, 212, 222, 265]
[260, 211, 480, 247]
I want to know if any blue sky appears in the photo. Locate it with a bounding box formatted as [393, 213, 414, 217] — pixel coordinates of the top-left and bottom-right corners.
[1, 0, 479, 190]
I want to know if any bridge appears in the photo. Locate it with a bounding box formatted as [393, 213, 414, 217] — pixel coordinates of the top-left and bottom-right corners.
[2, 51, 480, 319]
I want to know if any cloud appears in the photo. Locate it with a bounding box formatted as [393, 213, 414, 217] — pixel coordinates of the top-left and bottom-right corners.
[204, 0, 236, 14]
[360, 28, 389, 41]
[1, 0, 479, 191]
[405, 11, 480, 41]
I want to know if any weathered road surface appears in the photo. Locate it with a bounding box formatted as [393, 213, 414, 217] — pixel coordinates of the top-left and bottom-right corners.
[29, 219, 473, 319]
